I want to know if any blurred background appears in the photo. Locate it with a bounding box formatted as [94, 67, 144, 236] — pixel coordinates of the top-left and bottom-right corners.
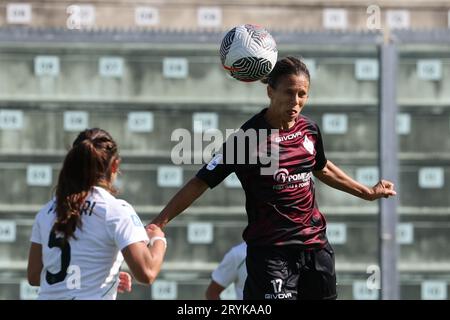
[0, 0, 449, 300]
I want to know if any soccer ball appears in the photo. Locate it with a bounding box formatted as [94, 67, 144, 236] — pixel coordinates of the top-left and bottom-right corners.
[219, 24, 278, 82]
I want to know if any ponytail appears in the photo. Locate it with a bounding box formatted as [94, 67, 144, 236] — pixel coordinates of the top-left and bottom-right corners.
[54, 128, 119, 241]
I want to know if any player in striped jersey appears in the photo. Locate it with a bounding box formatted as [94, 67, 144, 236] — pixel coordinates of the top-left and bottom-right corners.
[152, 57, 396, 300]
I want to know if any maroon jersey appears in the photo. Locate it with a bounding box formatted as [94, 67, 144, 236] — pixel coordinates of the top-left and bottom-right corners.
[196, 108, 328, 248]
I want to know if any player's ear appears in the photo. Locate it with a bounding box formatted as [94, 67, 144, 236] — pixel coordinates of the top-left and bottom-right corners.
[267, 85, 273, 99]
[111, 158, 120, 174]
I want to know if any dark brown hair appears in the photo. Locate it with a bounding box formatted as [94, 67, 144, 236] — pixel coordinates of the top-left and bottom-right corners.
[54, 128, 119, 241]
[261, 56, 310, 88]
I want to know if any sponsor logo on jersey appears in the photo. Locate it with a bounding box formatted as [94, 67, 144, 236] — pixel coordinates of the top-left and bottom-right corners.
[273, 168, 311, 184]
[264, 292, 293, 299]
[206, 154, 223, 171]
[273, 168, 289, 183]
[272, 168, 312, 190]
[274, 131, 302, 143]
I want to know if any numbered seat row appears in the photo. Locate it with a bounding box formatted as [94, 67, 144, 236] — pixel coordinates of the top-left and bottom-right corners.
[0, 218, 246, 269]
[324, 216, 450, 266]
[0, 52, 386, 105]
[3, 3, 449, 31]
[0, 271, 213, 300]
[117, 270, 450, 300]
[2, 107, 450, 155]
[338, 271, 450, 300]
[1, 162, 449, 208]
[1, 215, 450, 267]
[3, 48, 450, 105]
[133, 271, 450, 300]
[315, 164, 450, 209]
[1, 268, 449, 300]
[0, 108, 252, 156]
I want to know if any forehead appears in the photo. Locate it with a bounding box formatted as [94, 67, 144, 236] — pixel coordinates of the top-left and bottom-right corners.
[275, 74, 310, 91]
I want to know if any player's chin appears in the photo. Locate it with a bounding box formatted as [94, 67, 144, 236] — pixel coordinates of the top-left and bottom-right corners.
[284, 113, 298, 122]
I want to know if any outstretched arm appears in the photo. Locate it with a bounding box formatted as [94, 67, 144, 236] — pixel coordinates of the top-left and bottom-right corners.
[122, 224, 167, 285]
[151, 177, 209, 228]
[313, 160, 396, 201]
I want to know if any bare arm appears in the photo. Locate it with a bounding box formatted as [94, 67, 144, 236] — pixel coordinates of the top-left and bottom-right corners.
[27, 242, 43, 286]
[121, 224, 167, 285]
[205, 280, 226, 300]
[151, 177, 209, 228]
[313, 160, 396, 201]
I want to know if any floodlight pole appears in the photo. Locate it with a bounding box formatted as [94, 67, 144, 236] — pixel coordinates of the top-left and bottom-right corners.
[378, 32, 400, 300]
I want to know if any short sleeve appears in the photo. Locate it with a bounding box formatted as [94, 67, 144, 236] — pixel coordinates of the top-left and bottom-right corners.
[211, 248, 238, 288]
[196, 140, 236, 189]
[30, 200, 54, 244]
[313, 125, 327, 171]
[105, 200, 149, 251]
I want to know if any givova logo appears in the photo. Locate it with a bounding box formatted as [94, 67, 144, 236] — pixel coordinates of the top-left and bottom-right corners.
[264, 292, 293, 299]
[274, 131, 302, 143]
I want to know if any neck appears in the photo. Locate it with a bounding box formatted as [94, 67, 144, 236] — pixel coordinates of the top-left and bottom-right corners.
[265, 107, 296, 130]
[97, 180, 112, 192]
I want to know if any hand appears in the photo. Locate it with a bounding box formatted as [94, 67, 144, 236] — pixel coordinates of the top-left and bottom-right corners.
[149, 217, 165, 229]
[369, 180, 397, 200]
[117, 271, 132, 293]
[145, 223, 165, 239]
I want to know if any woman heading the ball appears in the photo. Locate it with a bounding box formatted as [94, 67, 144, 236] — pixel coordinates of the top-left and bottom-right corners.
[151, 57, 396, 300]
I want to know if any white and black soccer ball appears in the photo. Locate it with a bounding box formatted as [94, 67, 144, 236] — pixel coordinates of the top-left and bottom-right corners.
[219, 24, 278, 82]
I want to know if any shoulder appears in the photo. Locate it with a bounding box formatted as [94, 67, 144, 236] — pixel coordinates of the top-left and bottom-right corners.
[106, 197, 143, 228]
[114, 199, 137, 215]
[298, 115, 321, 134]
[299, 114, 318, 128]
[240, 109, 269, 131]
[92, 187, 136, 219]
[231, 242, 247, 255]
[230, 242, 247, 259]
[108, 198, 137, 218]
[34, 198, 56, 222]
